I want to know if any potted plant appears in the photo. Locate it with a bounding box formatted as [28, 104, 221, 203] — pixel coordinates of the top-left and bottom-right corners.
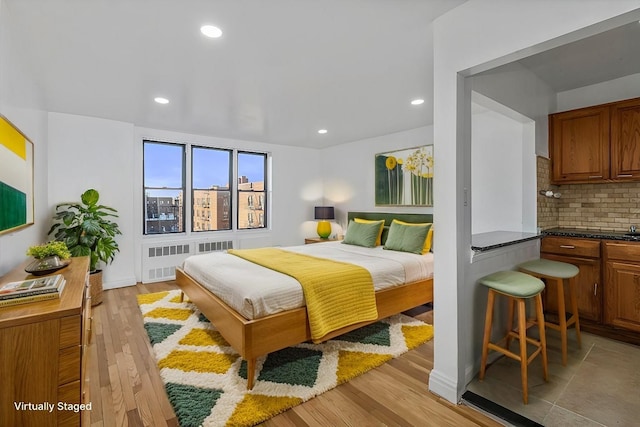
[48, 189, 121, 305]
[25, 241, 72, 275]
[27, 240, 72, 260]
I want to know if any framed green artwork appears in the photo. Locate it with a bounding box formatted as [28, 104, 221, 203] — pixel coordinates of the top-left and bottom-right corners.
[375, 145, 433, 206]
[0, 115, 34, 235]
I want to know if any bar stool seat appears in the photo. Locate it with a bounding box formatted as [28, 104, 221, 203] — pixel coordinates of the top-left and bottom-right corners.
[479, 270, 548, 404]
[518, 258, 581, 366]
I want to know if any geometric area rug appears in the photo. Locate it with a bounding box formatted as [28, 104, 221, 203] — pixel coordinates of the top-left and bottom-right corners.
[137, 290, 434, 427]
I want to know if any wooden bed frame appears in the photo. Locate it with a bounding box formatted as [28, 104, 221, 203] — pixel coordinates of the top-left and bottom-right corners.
[175, 212, 434, 389]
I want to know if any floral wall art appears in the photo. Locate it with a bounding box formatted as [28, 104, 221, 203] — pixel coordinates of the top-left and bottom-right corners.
[375, 145, 433, 206]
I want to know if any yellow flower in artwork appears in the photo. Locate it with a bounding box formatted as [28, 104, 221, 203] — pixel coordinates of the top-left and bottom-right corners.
[385, 156, 397, 170]
[404, 147, 433, 177]
[397, 158, 403, 165]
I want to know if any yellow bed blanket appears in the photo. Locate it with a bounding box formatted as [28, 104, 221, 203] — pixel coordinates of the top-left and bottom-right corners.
[227, 247, 378, 342]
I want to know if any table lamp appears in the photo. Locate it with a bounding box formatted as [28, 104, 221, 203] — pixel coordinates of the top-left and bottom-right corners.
[314, 206, 334, 239]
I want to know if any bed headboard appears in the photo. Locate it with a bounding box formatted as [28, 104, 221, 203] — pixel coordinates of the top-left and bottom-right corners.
[347, 212, 433, 245]
[347, 211, 433, 226]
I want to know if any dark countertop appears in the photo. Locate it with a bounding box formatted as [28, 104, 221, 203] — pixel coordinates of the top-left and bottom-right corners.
[470, 227, 640, 253]
[542, 228, 640, 242]
[471, 231, 542, 252]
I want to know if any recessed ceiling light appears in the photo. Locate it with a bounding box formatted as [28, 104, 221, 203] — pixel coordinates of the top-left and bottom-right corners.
[154, 97, 169, 104]
[201, 25, 223, 38]
[411, 99, 425, 105]
[318, 129, 328, 134]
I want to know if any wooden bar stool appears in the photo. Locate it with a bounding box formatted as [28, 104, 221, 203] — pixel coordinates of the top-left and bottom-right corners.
[479, 271, 548, 404]
[518, 259, 581, 366]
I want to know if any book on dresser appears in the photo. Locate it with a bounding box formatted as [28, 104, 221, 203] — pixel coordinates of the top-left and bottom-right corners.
[0, 274, 67, 307]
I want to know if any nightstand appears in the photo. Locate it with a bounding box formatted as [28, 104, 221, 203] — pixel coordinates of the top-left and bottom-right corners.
[304, 237, 340, 244]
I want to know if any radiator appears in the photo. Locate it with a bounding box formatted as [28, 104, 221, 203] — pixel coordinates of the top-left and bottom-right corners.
[197, 240, 233, 253]
[142, 239, 233, 283]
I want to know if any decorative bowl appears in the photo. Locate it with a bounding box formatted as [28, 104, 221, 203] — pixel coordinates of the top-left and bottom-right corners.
[25, 256, 71, 276]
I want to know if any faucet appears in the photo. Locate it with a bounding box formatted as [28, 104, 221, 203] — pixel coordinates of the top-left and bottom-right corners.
[631, 225, 637, 233]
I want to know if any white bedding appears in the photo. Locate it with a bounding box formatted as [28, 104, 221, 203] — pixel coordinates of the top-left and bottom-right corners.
[181, 241, 434, 320]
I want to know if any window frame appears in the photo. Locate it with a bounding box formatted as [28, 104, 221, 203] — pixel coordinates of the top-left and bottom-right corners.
[237, 151, 268, 230]
[142, 140, 186, 235]
[190, 145, 233, 233]
[142, 141, 269, 236]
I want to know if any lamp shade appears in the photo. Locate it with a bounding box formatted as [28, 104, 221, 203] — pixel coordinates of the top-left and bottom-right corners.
[314, 206, 335, 220]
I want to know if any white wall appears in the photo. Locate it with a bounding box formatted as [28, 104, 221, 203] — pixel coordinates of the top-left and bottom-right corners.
[321, 126, 434, 227]
[47, 113, 136, 288]
[0, 0, 50, 275]
[471, 95, 537, 235]
[471, 106, 524, 234]
[0, 0, 44, 111]
[470, 62, 556, 157]
[556, 72, 640, 112]
[432, 0, 640, 403]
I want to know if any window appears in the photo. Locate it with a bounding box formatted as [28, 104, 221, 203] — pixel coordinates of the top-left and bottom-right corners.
[143, 141, 185, 234]
[192, 146, 232, 232]
[143, 141, 268, 234]
[237, 151, 267, 229]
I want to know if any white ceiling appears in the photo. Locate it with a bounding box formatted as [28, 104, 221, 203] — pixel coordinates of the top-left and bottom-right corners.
[3, 1, 640, 149]
[517, 20, 640, 92]
[3, 0, 464, 149]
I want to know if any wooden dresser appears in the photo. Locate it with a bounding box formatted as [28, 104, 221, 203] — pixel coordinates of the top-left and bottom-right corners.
[0, 256, 91, 426]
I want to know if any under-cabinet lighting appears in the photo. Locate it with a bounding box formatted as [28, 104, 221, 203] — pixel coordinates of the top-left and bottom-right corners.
[539, 190, 561, 198]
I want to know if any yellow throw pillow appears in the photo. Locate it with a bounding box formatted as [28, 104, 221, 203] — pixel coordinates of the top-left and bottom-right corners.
[426, 227, 433, 253]
[354, 218, 385, 246]
[392, 219, 433, 254]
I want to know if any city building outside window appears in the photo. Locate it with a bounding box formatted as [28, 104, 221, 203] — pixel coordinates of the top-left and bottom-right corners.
[192, 146, 232, 232]
[144, 141, 267, 234]
[143, 141, 185, 234]
[237, 151, 267, 229]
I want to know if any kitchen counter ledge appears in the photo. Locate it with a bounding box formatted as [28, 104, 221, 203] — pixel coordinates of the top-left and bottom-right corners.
[542, 228, 640, 242]
[471, 231, 542, 252]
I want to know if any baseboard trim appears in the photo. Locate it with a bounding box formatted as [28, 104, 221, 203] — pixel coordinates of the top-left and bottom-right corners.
[428, 369, 460, 403]
[103, 276, 137, 290]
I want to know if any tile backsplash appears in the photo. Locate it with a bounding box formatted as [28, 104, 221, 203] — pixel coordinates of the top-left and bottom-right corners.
[537, 157, 559, 230]
[537, 156, 640, 231]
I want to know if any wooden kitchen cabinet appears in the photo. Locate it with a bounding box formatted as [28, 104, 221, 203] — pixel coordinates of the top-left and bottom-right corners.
[604, 241, 640, 333]
[610, 97, 640, 180]
[541, 236, 602, 322]
[550, 96, 640, 183]
[550, 105, 610, 183]
[0, 257, 91, 427]
[539, 235, 640, 344]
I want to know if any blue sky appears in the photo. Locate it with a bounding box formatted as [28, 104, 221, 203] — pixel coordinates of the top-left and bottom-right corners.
[144, 142, 265, 192]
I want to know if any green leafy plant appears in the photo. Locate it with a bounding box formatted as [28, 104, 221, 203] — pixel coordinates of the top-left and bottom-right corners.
[48, 189, 121, 272]
[26, 241, 71, 260]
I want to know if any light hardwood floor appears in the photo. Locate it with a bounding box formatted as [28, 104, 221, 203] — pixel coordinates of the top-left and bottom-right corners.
[87, 282, 502, 426]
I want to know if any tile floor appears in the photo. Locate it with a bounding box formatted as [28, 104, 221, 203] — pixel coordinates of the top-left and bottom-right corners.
[466, 330, 640, 426]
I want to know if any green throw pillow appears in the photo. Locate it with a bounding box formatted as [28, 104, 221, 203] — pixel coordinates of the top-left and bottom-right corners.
[342, 220, 381, 248]
[383, 221, 432, 254]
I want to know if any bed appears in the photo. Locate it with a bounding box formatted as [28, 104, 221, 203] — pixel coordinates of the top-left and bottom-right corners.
[175, 212, 434, 389]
